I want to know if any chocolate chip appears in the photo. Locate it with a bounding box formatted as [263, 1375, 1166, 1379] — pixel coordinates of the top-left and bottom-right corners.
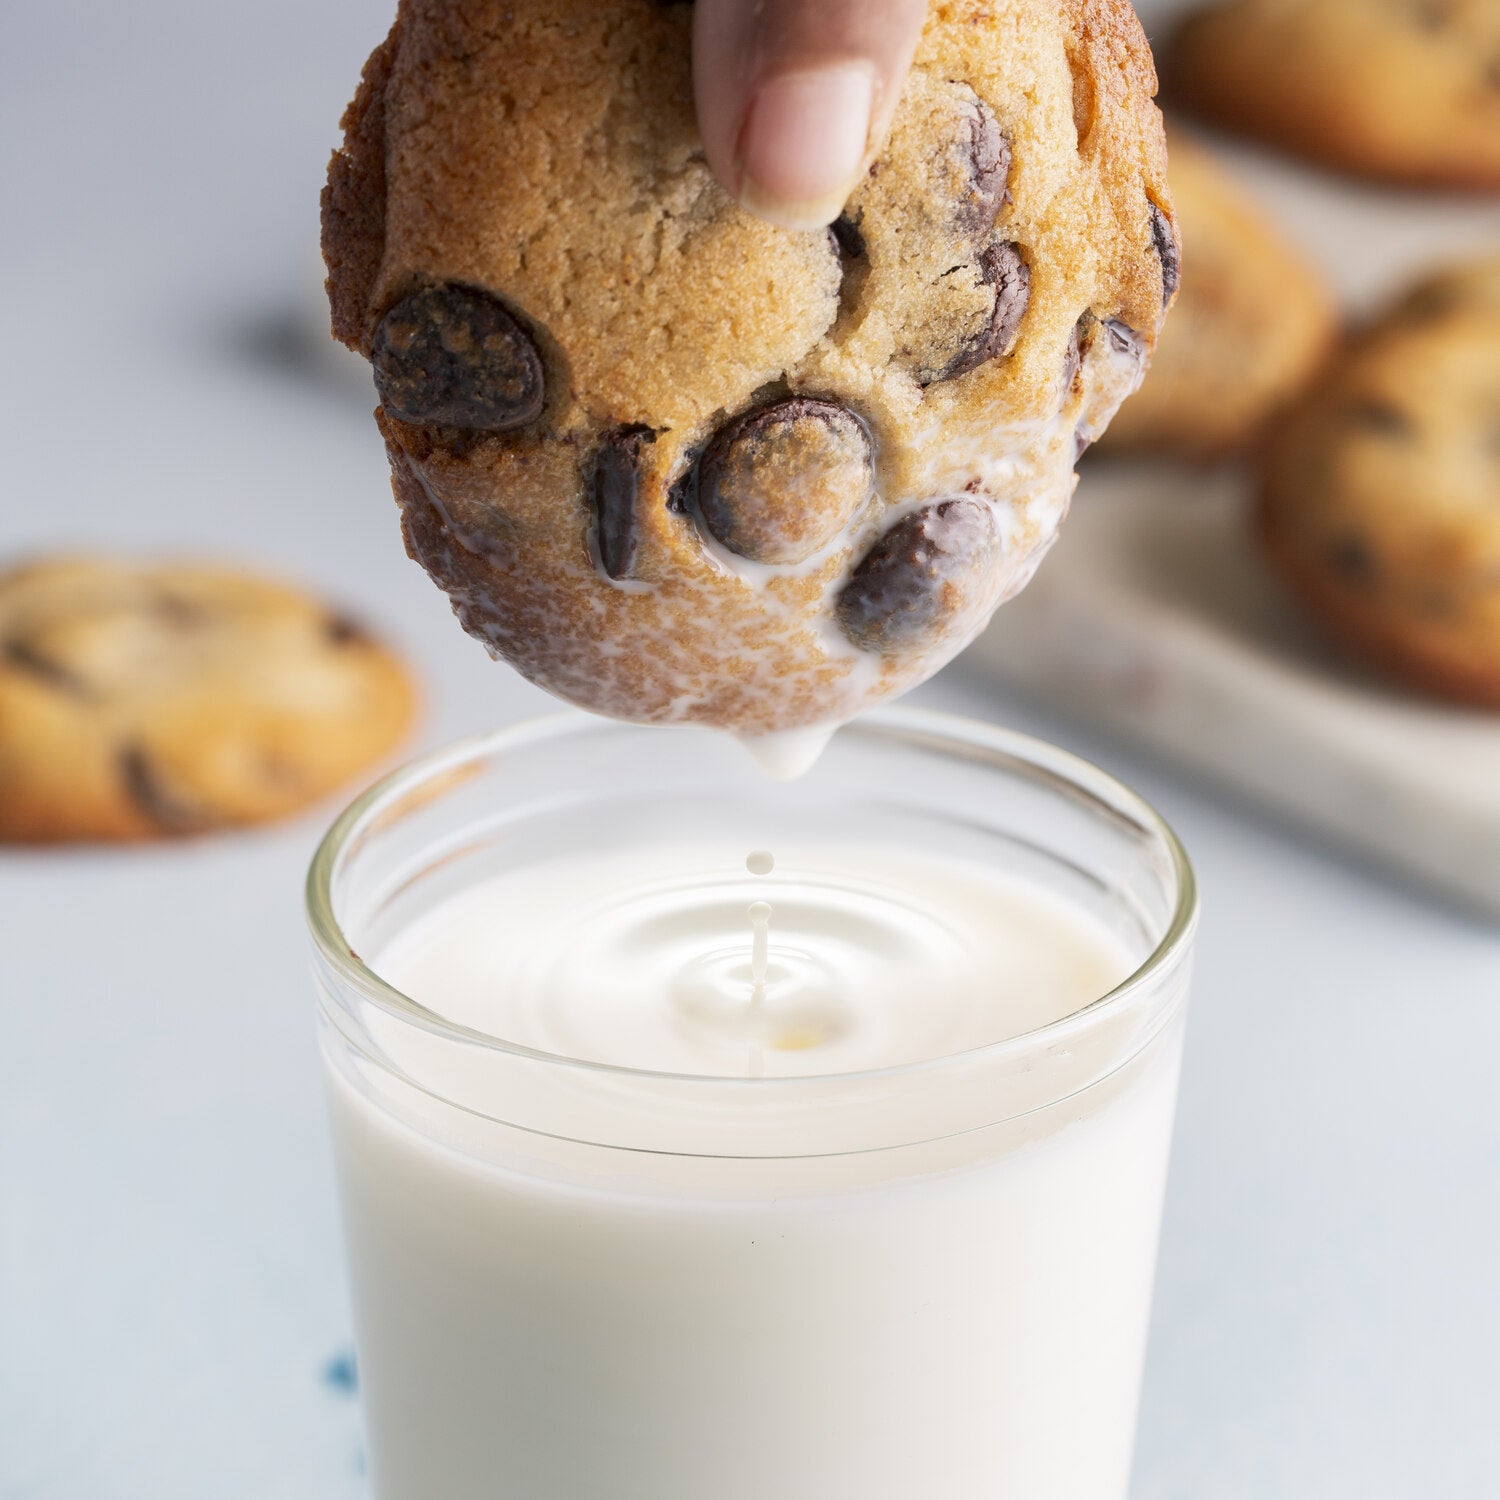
[665, 465, 695, 516]
[1345, 400, 1414, 437]
[3, 637, 85, 695]
[1328, 535, 1377, 586]
[696, 399, 874, 565]
[324, 613, 369, 646]
[836, 498, 1002, 655]
[1149, 203, 1180, 305]
[118, 744, 205, 833]
[935, 243, 1030, 382]
[1063, 315, 1091, 391]
[1399, 282, 1465, 324]
[1063, 313, 1141, 402]
[1103, 318, 1144, 361]
[153, 593, 209, 627]
[957, 100, 1011, 235]
[372, 284, 544, 432]
[831, 212, 866, 260]
[590, 426, 656, 580]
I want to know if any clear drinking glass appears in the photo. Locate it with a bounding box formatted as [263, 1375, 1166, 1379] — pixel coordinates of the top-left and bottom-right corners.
[308, 707, 1196, 1500]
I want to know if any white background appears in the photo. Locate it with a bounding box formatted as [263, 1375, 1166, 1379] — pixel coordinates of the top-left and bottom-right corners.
[2, 2, 1497, 1494]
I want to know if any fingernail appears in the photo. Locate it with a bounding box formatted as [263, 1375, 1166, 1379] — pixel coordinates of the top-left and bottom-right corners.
[736, 63, 876, 231]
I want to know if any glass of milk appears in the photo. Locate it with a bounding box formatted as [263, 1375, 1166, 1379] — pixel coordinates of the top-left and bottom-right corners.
[307, 708, 1196, 1500]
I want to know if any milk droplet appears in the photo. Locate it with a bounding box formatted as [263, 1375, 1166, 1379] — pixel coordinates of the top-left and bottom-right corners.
[746, 850, 775, 876]
[735, 726, 836, 780]
[748, 900, 773, 1004]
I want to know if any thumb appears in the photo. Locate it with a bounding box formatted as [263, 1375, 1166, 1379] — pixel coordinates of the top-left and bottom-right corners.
[693, 0, 928, 231]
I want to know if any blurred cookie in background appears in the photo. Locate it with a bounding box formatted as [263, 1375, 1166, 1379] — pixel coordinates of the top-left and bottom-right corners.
[1099, 129, 1337, 459]
[0, 559, 415, 842]
[1259, 255, 1500, 708]
[1165, 0, 1500, 192]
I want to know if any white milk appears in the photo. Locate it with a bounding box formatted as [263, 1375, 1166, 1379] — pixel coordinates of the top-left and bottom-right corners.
[323, 840, 1185, 1500]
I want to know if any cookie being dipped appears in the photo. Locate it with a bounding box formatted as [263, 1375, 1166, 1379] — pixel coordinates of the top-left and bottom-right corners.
[0, 558, 414, 842]
[324, 0, 1176, 752]
[1259, 258, 1500, 708]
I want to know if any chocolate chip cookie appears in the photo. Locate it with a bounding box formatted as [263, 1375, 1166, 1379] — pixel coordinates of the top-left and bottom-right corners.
[323, 0, 1175, 741]
[1100, 129, 1337, 458]
[0, 559, 415, 842]
[1166, 0, 1500, 192]
[1259, 257, 1500, 707]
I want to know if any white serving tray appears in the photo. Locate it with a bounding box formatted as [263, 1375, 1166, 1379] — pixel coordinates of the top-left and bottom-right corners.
[965, 466, 1500, 917]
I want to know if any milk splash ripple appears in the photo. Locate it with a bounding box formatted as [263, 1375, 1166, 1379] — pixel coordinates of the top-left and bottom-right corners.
[373, 843, 1133, 1080]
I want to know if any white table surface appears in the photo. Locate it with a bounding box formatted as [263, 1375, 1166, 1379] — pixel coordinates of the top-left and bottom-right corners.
[2, 3, 1496, 1496]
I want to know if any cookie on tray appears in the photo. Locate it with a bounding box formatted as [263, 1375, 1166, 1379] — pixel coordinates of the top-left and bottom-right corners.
[0, 558, 415, 842]
[1099, 129, 1336, 458]
[322, 0, 1177, 745]
[1165, 0, 1500, 192]
[1258, 257, 1500, 707]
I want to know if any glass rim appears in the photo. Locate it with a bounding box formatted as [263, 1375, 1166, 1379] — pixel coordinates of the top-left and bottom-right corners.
[307, 706, 1198, 1088]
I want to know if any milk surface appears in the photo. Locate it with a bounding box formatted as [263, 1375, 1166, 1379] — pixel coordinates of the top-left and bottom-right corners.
[372, 842, 1130, 1077]
[325, 842, 1184, 1499]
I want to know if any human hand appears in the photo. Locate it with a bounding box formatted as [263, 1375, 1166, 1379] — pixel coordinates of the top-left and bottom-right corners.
[692, 0, 928, 230]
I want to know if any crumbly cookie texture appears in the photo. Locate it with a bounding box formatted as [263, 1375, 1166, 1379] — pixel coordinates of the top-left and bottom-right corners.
[0, 559, 415, 842]
[1099, 128, 1336, 459]
[323, 0, 1175, 739]
[1259, 258, 1500, 708]
[1166, 0, 1500, 192]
